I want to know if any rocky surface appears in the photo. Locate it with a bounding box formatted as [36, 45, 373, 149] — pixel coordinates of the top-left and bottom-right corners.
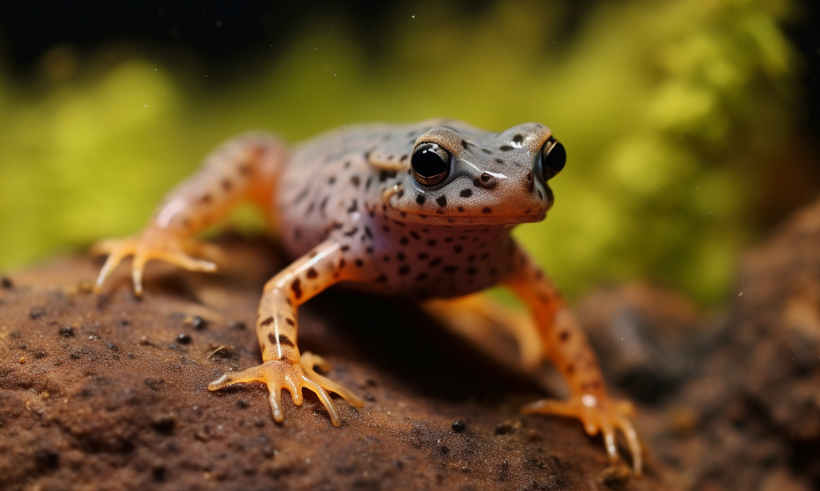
[2, 197, 820, 491]
[0, 238, 666, 491]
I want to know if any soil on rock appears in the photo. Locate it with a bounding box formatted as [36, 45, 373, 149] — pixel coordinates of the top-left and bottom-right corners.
[0, 239, 663, 491]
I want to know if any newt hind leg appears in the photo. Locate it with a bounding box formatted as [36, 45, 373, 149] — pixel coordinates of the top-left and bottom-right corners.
[93, 132, 286, 296]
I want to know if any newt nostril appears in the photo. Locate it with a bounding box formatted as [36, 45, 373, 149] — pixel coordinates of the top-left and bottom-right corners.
[473, 172, 497, 189]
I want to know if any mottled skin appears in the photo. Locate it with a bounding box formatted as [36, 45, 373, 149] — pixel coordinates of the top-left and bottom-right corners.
[94, 119, 642, 473]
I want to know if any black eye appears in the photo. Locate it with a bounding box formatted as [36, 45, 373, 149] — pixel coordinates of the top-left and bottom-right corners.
[540, 137, 566, 181]
[411, 143, 451, 186]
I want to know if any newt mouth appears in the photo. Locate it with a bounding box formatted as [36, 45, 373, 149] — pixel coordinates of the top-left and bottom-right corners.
[388, 208, 547, 226]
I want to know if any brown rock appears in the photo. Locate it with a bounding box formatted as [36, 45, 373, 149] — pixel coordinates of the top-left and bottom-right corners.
[0, 238, 670, 491]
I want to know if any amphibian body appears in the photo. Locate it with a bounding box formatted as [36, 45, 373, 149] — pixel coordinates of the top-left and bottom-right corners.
[94, 119, 642, 473]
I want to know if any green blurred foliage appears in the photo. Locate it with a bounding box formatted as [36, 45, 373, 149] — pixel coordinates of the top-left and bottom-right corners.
[0, 0, 802, 304]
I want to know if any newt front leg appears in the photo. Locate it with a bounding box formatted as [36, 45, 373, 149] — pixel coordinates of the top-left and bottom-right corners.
[506, 246, 642, 474]
[208, 239, 364, 426]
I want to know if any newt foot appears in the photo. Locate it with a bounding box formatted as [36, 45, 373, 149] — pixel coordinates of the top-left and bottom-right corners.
[92, 229, 218, 296]
[208, 351, 364, 427]
[523, 395, 642, 475]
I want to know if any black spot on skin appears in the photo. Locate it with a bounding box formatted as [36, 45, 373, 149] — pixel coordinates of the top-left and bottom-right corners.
[347, 200, 358, 213]
[294, 228, 302, 240]
[417, 253, 430, 260]
[364, 227, 373, 239]
[461, 139, 469, 149]
[238, 164, 251, 175]
[339, 258, 346, 269]
[397, 189, 405, 199]
[398, 265, 410, 276]
[291, 279, 303, 300]
[365, 176, 372, 190]
[286, 318, 295, 326]
[436, 196, 447, 207]
[443, 266, 459, 274]
[392, 220, 406, 227]
[559, 331, 570, 342]
[400, 154, 408, 161]
[328, 176, 336, 185]
[306, 268, 318, 279]
[467, 255, 475, 262]
[479, 252, 490, 260]
[473, 173, 496, 189]
[376, 274, 388, 283]
[344, 227, 359, 237]
[495, 158, 504, 164]
[379, 170, 397, 182]
[499, 145, 513, 151]
[410, 231, 421, 240]
[355, 259, 364, 267]
[482, 207, 492, 213]
[397, 253, 406, 261]
[454, 246, 463, 253]
[293, 188, 310, 204]
[277, 334, 296, 347]
[221, 179, 232, 191]
[341, 245, 350, 251]
[348, 160, 355, 168]
[350, 175, 360, 187]
[466, 267, 477, 275]
[260, 317, 274, 327]
[429, 258, 442, 268]
[459, 189, 472, 198]
[366, 247, 374, 254]
[427, 239, 437, 246]
[457, 207, 464, 212]
[481, 148, 492, 154]
[513, 134, 523, 143]
[416, 195, 426, 205]
[400, 237, 409, 245]
[200, 194, 212, 203]
[566, 364, 575, 374]
[415, 273, 429, 281]
[444, 237, 453, 242]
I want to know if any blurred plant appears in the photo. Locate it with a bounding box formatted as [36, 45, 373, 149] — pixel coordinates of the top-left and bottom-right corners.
[0, 0, 801, 304]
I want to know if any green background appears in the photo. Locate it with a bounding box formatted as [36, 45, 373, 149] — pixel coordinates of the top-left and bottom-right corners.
[0, 0, 814, 304]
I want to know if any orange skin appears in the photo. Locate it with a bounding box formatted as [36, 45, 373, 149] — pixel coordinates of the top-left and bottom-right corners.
[94, 120, 642, 473]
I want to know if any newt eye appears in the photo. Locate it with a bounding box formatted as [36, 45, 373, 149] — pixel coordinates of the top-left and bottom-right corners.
[411, 143, 451, 186]
[540, 136, 566, 181]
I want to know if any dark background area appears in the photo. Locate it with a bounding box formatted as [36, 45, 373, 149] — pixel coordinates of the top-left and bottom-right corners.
[0, 1, 815, 106]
